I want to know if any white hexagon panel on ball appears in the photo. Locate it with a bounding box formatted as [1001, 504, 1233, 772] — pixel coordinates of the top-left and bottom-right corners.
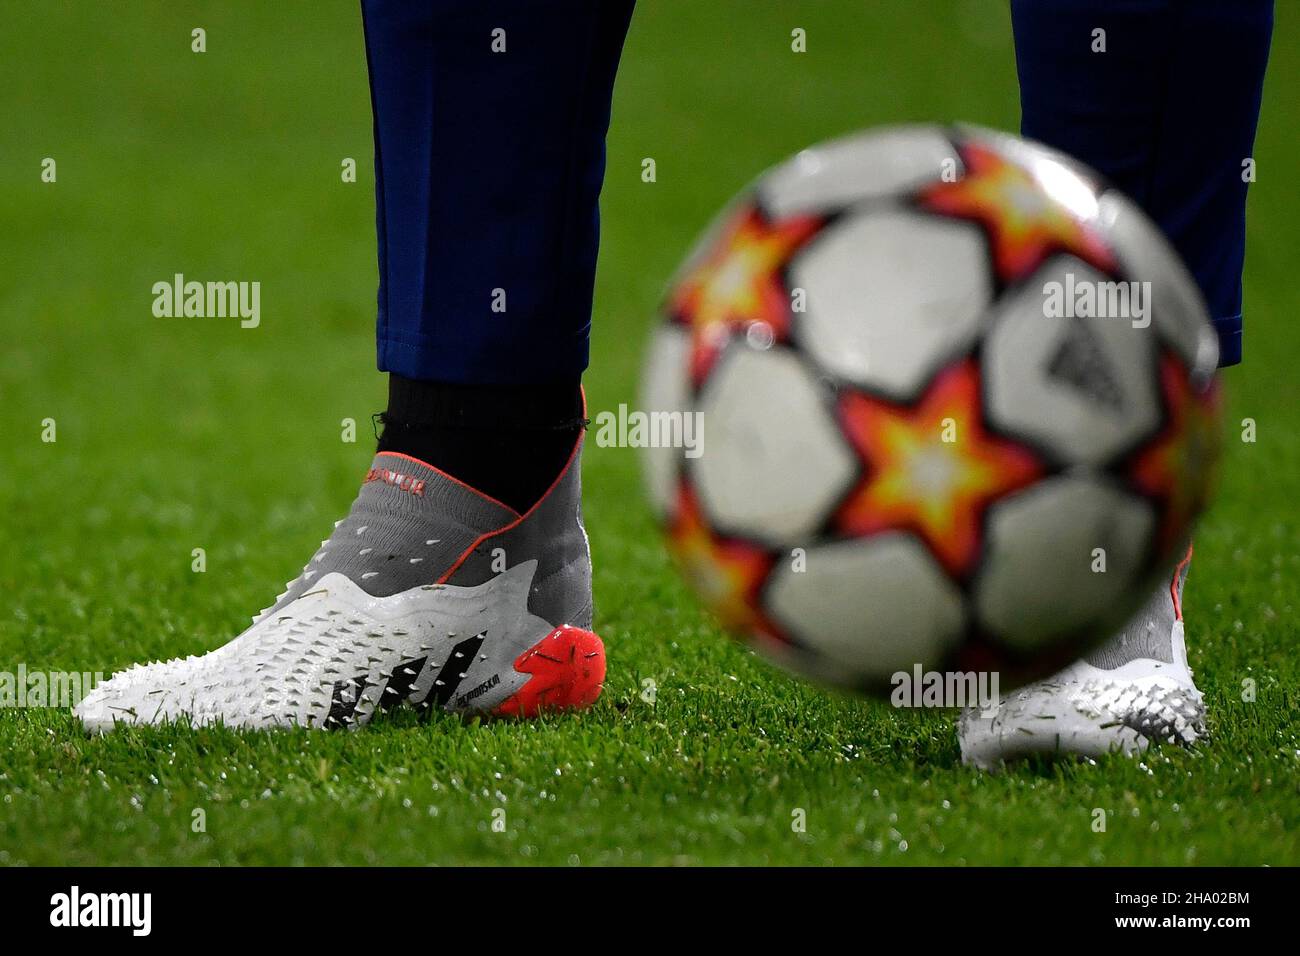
[973, 475, 1156, 653]
[638, 324, 694, 520]
[1097, 190, 1220, 376]
[692, 344, 854, 546]
[765, 533, 966, 686]
[789, 209, 992, 398]
[758, 125, 963, 219]
[982, 256, 1161, 468]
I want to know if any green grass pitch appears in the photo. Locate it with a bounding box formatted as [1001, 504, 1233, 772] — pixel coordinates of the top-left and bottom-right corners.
[1, 1, 1297, 866]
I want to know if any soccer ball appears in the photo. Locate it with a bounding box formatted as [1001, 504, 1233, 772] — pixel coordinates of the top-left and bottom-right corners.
[639, 124, 1222, 695]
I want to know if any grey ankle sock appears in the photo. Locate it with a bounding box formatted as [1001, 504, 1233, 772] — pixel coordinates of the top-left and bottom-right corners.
[1084, 549, 1191, 669]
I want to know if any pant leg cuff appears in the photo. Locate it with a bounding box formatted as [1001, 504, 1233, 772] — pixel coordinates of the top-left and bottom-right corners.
[1213, 314, 1242, 367]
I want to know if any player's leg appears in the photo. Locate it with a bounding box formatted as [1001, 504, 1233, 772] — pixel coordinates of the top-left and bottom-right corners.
[1011, 0, 1271, 366]
[367, 0, 634, 512]
[960, 0, 1273, 766]
[76, 0, 636, 730]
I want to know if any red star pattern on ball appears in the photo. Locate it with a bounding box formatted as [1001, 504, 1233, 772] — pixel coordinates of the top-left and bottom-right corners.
[1129, 352, 1222, 552]
[668, 203, 824, 383]
[666, 483, 783, 642]
[834, 360, 1044, 577]
[918, 141, 1118, 284]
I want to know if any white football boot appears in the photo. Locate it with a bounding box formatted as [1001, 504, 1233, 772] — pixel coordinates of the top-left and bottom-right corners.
[74, 436, 604, 731]
[958, 548, 1204, 769]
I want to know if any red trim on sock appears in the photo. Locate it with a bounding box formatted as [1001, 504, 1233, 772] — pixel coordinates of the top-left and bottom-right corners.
[373, 450, 522, 519]
[1170, 542, 1194, 621]
[379, 385, 586, 532]
[437, 423, 585, 585]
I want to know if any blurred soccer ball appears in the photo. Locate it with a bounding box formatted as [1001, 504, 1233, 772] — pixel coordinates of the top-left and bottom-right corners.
[640, 124, 1221, 695]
